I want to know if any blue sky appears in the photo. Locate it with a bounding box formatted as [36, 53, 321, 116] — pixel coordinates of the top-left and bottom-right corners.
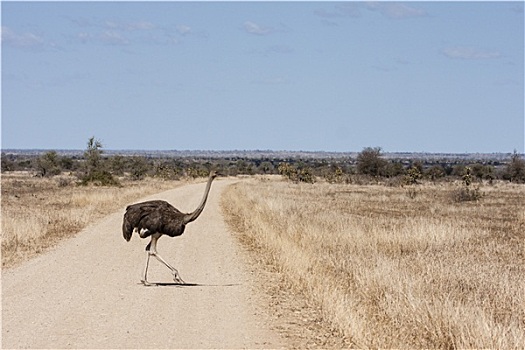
[2, 1, 524, 153]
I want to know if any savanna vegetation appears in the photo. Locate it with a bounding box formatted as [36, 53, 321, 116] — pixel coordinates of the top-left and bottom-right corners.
[3, 142, 525, 185]
[222, 177, 525, 348]
[2, 137, 524, 347]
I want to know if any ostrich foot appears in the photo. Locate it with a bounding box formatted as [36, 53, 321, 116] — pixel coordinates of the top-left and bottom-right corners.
[141, 279, 154, 286]
[173, 274, 185, 284]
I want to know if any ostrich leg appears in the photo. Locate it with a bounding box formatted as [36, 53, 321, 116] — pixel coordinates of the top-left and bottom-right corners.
[141, 253, 153, 286]
[151, 252, 185, 284]
[146, 234, 185, 284]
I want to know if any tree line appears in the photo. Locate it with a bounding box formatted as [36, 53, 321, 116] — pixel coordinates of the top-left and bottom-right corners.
[2, 139, 525, 185]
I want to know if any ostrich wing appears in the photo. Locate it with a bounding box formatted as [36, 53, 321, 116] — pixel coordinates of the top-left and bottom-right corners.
[122, 200, 185, 241]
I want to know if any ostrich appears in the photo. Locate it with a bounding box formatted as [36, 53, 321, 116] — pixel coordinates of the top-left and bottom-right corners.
[122, 171, 218, 285]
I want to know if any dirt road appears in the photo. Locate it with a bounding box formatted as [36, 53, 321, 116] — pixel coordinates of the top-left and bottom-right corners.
[2, 178, 284, 349]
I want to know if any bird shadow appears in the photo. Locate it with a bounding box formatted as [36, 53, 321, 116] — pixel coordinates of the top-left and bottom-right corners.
[139, 282, 241, 287]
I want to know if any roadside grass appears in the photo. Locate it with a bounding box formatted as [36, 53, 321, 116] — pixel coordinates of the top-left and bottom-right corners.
[1, 172, 180, 268]
[222, 177, 525, 348]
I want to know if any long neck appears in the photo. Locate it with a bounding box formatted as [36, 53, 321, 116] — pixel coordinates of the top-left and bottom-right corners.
[183, 175, 216, 224]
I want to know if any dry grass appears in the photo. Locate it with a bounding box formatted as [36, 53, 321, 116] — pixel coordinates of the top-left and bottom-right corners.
[222, 177, 525, 348]
[1, 172, 181, 268]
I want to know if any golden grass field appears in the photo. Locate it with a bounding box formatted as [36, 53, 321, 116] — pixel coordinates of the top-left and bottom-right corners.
[1, 173, 180, 267]
[3, 172, 524, 348]
[222, 177, 525, 348]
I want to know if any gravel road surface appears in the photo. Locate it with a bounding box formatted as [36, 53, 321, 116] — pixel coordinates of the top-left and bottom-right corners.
[2, 178, 283, 349]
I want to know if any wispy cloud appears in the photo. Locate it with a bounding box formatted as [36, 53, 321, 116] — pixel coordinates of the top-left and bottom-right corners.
[75, 30, 130, 46]
[1, 26, 46, 49]
[315, 2, 426, 25]
[243, 21, 273, 36]
[70, 17, 193, 46]
[100, 30, 129, 45]
[366, 2, 428, 19]
[443, 46, 502, 60]
[176, 24, 192, 36]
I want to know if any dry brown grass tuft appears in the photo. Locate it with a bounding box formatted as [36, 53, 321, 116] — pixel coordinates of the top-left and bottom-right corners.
[1, 172, 181, 267]
[222, 177, 525, 348]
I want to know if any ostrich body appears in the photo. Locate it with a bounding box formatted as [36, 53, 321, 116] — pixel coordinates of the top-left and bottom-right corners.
[123, 171, 217, 285]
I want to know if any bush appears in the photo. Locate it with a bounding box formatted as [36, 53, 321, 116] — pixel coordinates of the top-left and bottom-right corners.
[278, 162, 316, 183]
[154, 161, 181, 180]
[503, 150, 525, 183]
[79, 169, 121, 186]
[357, 147, 387, 177]
[451, 167, 482, 202]
[451, 186, 483, 202]
[405, 165, 422, 185]
[426, 165, 445, 181]
[36, 151, 62, 177]
[129, 156, 149, 180]
[324, 166, 345, 184]
[78, 137, 120, 186]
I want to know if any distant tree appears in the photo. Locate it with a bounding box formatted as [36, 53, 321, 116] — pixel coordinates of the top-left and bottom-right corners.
[258, 161, 275, 174]
[79, 136, 120, 186]
[383, 161, 405, 178]
[84, 136, 103, 172]
[451, 164, 466, 178]
[1, 153, 15, 172]
[470, 163, 495, 182]
[108, 155, 126, 176]
[503, 150, 525, 183]
[356, 147, 387, 177]
[129, 156, 149, 180]
[37, 151, 61, 177]
[59, 156, 75, 171]
[426, 165, 445, 181]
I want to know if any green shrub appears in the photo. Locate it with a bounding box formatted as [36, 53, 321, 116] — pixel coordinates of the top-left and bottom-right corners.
[78, 137, 120, 186]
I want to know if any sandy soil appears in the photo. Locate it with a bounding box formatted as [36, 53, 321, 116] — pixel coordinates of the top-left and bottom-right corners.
[2, 178, 284, 349]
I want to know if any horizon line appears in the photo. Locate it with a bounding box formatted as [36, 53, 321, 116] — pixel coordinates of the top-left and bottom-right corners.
[1, 148, 521, 156]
